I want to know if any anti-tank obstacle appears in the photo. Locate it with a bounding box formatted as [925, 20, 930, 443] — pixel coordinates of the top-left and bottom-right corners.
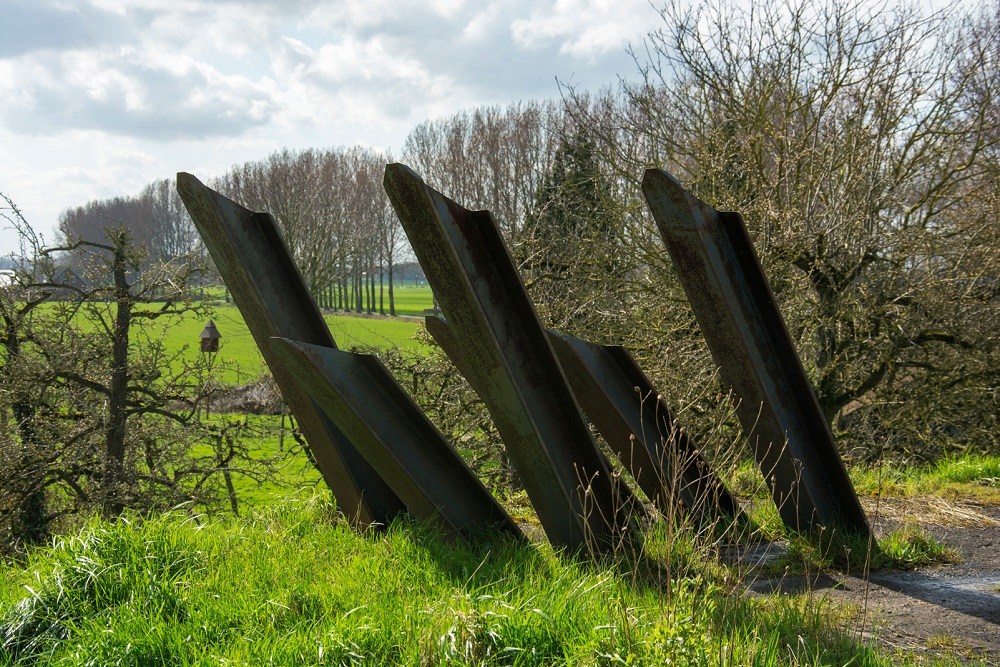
[176, 165, 870, 554]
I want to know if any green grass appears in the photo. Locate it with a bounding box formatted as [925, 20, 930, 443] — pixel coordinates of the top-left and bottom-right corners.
[58, 302, 428, 385]
[876, 524, 959, 568]
[851, 453, 1000, 503]
[729, 454, 1000, 508]
[195, 414, 323, 509]
[0, 501, 970, 666]
[201, 283, 435, 317]
[380, 285, 435, 317]
[774, 524, 959, 575]
[725, 458, 978, 573]
[187, 309, 426, 383]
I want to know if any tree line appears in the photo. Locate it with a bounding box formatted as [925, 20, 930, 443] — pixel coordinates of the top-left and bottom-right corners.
[56, 101, 575, 316]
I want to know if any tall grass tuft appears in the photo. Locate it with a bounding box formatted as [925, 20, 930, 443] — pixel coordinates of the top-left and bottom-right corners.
[1, 514, 200, 663]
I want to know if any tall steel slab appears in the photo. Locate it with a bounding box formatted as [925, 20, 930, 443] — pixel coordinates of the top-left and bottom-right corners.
[177, 173, 405, 528]
[642, 169, 870, 537]
[423, 316, 644, 523]
[546, 331, 744, 526]
[384, 163, 634, 554]
[270, 338, 522, 539]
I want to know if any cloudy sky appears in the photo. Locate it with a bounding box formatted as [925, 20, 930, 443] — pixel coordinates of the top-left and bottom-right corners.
[0, 0, 665, 254]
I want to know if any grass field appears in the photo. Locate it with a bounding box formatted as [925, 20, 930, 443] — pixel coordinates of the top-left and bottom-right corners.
[380, 284, 435, 317]
[177, 285, 433, 382]
[181, 309, 428, 383]
[198, 414, 323, 509]
[80, 301, 430, 385]
[29, 285, 434, 385]
[0, 500, 966, 666]
[196, 284, 435, 317]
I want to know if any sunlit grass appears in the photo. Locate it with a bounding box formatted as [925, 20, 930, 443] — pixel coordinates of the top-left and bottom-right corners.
[175, 308, 428, 383]
[379, 284, 435, 316]
[193, 414, 323, 509]
[0, 499, 967, 666]
[851, 453, 1000, 503]
[32, 300, 429, 384]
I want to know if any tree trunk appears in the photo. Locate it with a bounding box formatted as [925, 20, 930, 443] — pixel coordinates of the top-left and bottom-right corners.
[367, 271, 375, 314]
[104, 242, 131, 516]
[355, 272, 362, 313]
[388, 261, 396, 316]
[379, 269, 384, 315]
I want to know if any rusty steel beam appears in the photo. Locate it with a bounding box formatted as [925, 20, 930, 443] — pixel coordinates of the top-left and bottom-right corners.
[642, 169, 870, 537]
[424, 316, 644, 523]
[270, 338, 522, 539]
[384, 163, 637, 554]
[546, 331, 744, 526]
[176, 173, 405, 529]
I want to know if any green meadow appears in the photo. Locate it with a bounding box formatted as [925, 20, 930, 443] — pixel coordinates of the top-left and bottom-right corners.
[380, 284, 435, 317]
[50, 284, 435, 384]
[154, 307, 429, 383]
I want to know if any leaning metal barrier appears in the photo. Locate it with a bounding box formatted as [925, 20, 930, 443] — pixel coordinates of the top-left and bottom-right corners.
[179, 163, 869, 548]
[427, 314, 738, 527]
[384, 163, 637, 554]
[270, 338, 521, 538]
[177, 173, 405, 528]
[423, 315, 645, 523]
[546, 331, 745, 526]
[642, 169, 870, 537]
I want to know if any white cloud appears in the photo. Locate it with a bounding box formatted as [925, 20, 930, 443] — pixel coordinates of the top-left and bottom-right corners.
[511, 0, 655, 59]
[0, 0, 653, 253]
[0, 47, 276, 140]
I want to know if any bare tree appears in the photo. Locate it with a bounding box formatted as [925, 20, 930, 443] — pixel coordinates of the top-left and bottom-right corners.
[0, 197, 282, 548]
[402, 101, 567, 237]
[562, 0, 1000, 457]
[58, 181, 199, 268]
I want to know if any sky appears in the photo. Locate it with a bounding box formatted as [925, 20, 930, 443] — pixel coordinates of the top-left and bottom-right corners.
[0, 0, 663, 255]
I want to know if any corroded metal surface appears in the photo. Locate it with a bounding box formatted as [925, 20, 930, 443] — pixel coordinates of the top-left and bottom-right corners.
[642, 168, 870, 537]
[384, 163, 636, 554]
[546, 331, 744, 526]
[424, 316, 644, 524]
[176, 173, 405, 528]
[270, 338, 522, 539]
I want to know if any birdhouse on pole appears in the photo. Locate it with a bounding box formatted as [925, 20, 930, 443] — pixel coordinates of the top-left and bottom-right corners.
[200, 319, 221, 353]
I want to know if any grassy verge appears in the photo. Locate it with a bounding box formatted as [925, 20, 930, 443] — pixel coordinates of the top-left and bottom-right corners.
[0, 499, 971, 666]
[726, 458, 978, 573]
[851, 453, 1000, 504]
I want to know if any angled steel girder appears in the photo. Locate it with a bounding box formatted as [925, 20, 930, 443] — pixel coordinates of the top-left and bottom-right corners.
[423, 316, 644, 522]
[427, 315, 736, 526]
[642, 169, 870, 537]
[269, 339, 522, 538]
[546, 331, 745, 526]
[384, 163, 637, 554]
[176, 173, 405, 528]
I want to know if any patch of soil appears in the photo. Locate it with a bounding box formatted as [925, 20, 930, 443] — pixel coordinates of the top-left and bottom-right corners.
[750, 499, 1000, 665]
[211, 378, 284, 414]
